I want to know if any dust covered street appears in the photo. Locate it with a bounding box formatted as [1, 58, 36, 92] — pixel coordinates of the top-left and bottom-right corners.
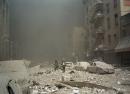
[27, 61, 130, 94]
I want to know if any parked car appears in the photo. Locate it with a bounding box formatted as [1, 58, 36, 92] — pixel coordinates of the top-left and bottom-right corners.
[0, 75, 22, 94]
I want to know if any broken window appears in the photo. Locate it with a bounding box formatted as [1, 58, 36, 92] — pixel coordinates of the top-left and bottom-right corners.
[114, 14, 118, 26]
[108, 35, 111, 45]
[106, 3, 110, 14]
[114, 34, 117, 42]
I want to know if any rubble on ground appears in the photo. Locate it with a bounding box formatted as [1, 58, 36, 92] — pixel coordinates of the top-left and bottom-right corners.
[29, 85, 59, 94]
[8, 60, 128, 94]
[74, 62, 90, 71]
[87, 61, 115, 74]
[29, 65, 40, 75]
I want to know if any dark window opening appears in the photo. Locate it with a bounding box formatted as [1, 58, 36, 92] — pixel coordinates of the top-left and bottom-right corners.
[106, 3, 110, 14]
[115, 14, 118, 26]
[114, 34, 117, 40]
[107, 17, 111, 29]
[108, 35, 111, 44]
[114, 0, 117, 8]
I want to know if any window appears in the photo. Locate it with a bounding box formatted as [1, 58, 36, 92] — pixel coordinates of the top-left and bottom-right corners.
[115, 14, 118, 26]
[106, 3, 110, 14]
[108, 35, 111, 44]
[114, 0, 117, 8]
[114, 34, 117, 40]
[86, 7, 88, 13]
[107, 17, 111, 29]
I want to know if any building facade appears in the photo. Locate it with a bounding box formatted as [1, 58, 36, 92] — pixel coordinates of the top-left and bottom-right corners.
[83, 0, 121, 62]
[114, 0, 130, 66]
[120, 0, 130, 16]
[121, 13, 130, 37]
[0, 0, 10, 60]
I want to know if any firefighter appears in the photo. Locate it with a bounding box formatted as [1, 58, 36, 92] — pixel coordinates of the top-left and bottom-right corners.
[54, 59, 59, 71]
[61, 58, 66, 73]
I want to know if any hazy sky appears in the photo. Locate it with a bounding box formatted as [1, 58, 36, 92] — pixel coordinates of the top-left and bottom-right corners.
[9, 0, 84, 60]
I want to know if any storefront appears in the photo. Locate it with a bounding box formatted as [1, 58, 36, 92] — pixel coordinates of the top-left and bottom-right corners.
[115, 36, 130, 66]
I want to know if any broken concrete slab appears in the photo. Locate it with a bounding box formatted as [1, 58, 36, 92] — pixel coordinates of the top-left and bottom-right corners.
[94, 61, 114, 69]
[74, 62, 90, 71]
[87, 61, 115, 74]
[57, 81, 118, 92]
[87, 66, 115, 74]
[77, 62, 90, 70]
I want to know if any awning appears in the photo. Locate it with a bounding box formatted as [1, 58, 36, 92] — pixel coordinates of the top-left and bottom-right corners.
[115, 36, 130, 52]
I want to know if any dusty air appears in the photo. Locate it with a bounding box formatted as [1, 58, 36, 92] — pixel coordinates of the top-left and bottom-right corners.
[0, 0, 130, 94]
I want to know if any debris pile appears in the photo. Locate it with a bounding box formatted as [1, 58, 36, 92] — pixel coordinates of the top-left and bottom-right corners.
[27, 60, 130, 94]
[87, 61, 115, 74]
[29, 85, 58, 94]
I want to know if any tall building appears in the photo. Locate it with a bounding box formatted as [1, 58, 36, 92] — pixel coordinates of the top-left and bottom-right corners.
[83, 0, 121, 62]
[0, 0, 10, 60]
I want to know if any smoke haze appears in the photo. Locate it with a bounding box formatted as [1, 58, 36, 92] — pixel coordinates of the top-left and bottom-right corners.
[9, 0, 84, 61]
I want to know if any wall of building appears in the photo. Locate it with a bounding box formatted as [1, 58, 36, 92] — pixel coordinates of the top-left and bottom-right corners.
[103, 0, 120, 50]
[0, 0, 10, 60]
[121, 13, 130, 37]
[120, 0, 130, 16]
[83, 0, 121, 63]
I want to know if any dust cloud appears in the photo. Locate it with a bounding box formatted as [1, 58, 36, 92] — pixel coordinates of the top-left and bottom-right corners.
[9, 0, 84, 61]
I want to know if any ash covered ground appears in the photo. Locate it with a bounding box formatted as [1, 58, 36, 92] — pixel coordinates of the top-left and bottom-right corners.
[27, 61, 130, 94]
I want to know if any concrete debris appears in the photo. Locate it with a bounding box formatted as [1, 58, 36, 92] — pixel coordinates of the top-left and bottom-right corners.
[59, 81, 117, 91]
[72, 87, 80, 94]
[69, 70, 75, 74]
[65, 62, 74, 68]
[74, 66, 86, 71]
[37, 72, 44, 75]
[32, 80, 40, 86]
[45, 70, 52, 74]
[56, 81, 118, 94]
[29, 85, 58, 94]
[117, 80, 130, 85]
[62, 73, 72, 81]
[87, 61, 115, 74]
[76, 62, 90, 71]
[28, 62, 130, 94]
[94, 61, 114, 69]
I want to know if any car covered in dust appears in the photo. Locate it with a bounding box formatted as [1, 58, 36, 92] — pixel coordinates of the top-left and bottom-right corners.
[0, 75, 22, 94]
[0, 60, 31, 94]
